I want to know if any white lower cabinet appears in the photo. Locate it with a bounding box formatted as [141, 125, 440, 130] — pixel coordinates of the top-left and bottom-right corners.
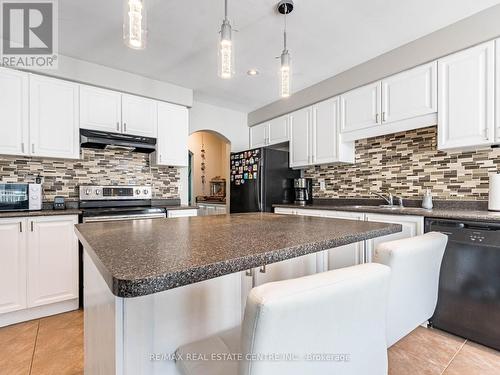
[322, 211, 365, 269]
[197, 203, 227, 216]
[0, 215, 79, 327]
[167, 209, 198, 218]
[27, 216, 79, 307]
[365, 213, 424, 262]
[0, 218, 27, 314]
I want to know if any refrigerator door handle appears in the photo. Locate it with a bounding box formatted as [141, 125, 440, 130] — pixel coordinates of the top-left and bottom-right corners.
[257, 156, 264, 212]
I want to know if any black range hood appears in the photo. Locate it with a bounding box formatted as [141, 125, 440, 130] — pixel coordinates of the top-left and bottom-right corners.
[80, 129, 156, 154]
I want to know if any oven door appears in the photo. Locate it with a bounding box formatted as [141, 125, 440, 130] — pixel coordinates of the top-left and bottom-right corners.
[0, 184, 29, 211]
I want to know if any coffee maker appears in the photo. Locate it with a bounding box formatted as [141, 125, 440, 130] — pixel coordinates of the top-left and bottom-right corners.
[294, 178, 313, 206]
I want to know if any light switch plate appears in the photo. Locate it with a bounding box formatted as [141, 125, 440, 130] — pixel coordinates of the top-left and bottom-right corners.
[319, 179, 326, 191]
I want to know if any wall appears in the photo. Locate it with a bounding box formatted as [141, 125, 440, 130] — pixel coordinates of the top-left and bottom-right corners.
[304, 126, 500, 201]
[188, 131, 229, 199]
[189, 101, 248, 152]
[248, 4, 500, 125]
[0, 148, 180, 201]
[27, 55, 193, 107]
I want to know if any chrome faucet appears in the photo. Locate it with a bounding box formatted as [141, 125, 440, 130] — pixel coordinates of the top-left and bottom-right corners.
[370, 191, 404, 208]
[370, 191, 394, 205]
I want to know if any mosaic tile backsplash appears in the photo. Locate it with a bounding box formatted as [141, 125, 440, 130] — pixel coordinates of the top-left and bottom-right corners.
[304, 126, 500, 200]
[0, 148, 180, 201]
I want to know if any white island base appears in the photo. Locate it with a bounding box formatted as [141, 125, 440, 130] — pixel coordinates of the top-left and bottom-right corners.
[84, 250, 244, 375]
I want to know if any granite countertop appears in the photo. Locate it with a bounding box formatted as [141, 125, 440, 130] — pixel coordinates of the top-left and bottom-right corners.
[0, 208, 82, 218]
[75, 213, 401, 298]
[273, 203, 500, 223]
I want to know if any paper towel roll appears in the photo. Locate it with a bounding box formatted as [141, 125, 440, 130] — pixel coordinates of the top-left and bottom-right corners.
[489, 173, 500, 211]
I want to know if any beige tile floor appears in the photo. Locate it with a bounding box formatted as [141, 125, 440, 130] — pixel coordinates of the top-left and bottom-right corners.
[0, 310, 498, 374]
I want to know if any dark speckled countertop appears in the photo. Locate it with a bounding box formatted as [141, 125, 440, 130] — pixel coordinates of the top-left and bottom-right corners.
[75, 213, 401, 298]
[273, 201, 500, 223]
[0, 208, 81, 218]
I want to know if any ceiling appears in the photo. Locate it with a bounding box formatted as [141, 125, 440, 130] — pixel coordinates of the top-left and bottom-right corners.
[58, 0, 500, 112]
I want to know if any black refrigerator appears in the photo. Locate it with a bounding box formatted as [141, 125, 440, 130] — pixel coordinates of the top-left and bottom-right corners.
[230, 147, 300, 213]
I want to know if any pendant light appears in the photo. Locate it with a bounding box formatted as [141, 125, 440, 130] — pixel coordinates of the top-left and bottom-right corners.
[218, 0, 235, 79]
[123, 0, 147, 49]
[278, 1, 293, 98]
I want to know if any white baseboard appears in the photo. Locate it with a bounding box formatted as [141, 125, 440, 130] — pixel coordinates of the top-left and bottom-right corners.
[0, 299, 79, 327]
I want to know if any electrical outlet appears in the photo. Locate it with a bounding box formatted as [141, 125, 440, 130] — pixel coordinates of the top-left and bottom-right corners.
[318, 178, 326, 191]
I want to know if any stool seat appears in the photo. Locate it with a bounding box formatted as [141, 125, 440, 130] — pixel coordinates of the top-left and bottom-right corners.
[176, 327, 241, 375]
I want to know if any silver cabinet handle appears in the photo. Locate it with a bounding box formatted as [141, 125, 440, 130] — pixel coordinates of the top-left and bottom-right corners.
[116, 122, 120, 131]
[30, 221, 34, 232]
[19, 222, 22, 233]
[382, 112, 386, 122]
[259, 265, 266, 273]
[21, 143, 25, 153]
[123, 123, 127, 132]
[484, 128, 490, 140]
[375, 113, 379, 123]
[31, 144, 35, 153]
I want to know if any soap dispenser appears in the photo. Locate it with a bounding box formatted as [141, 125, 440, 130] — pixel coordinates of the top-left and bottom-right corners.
[422, 189, 433, 210]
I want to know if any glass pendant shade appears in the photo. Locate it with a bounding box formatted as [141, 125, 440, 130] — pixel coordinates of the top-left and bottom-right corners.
[218, 13, 234, 78]
[280, 49, 291, 98]
[123, 0, 147, 50]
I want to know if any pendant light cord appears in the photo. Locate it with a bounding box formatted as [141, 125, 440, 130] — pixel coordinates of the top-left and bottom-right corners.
[225, 0, 228, 21]
[283, 3, 287, 50]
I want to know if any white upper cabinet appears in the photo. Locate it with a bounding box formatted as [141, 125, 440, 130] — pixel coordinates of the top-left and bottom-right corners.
[289, 97, 354, 168]
[0, 218, 27, 314]
[121, 94, 157, 138]
[382, 62, 437, 124]
[80, 85, 122, 133]
[154, 102, 188, 167]
[268, 115, 289, 145]
[27, 216, 79, 308]
[312, 97, 339, 165]
[29, 74, 80, 159]
[340, 81, 382, 133]
[0, 68, 29, 157]
[249, 115, 289, 148]
[249, 123, 268, 148]
[289, 107, 311, 168]
[438, 41, 495, 150]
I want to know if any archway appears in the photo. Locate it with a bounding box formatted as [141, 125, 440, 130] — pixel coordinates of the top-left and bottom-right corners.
[188, 130, 231, 214]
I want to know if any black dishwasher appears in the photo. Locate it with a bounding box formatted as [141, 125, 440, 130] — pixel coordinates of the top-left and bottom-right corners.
[425, 218, 500, 350]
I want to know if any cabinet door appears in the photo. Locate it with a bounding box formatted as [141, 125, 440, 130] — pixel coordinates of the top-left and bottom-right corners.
[249, 123, 268, 148]
[80, 85, 122, 133]
[289, 107, 311, 168]
[156, 102, 188, 166]
[382, 62, 437, 124]
[0, 218, 27, 314]
[254, 253, 318, 286]
[268, 115, 289, 145]
[365, 213, 424, 262]
[322, 211, 365, 269]
[27, 216, 78, 307]
[438, 41, 495, 149]
[29, 75, 80, 159]
[313, 97, 339, 165]
[122, 94, 157, 138]
[0, 68, 29, 156]
[340, 81, 381, 133]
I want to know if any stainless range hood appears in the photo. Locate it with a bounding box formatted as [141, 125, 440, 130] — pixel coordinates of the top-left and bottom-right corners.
[80, 129, 156, 153]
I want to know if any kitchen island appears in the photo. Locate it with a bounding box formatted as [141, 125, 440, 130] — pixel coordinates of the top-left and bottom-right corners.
[75, 213, 401, 375]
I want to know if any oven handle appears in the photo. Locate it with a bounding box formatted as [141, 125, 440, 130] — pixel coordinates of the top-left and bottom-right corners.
[83, 213, 166, 223]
